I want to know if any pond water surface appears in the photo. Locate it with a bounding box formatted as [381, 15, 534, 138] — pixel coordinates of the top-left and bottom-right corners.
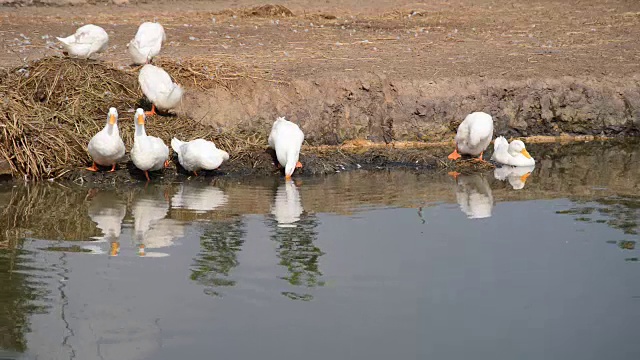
[0, 141, 639, 360]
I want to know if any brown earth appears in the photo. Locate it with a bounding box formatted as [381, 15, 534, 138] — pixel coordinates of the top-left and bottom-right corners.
[1, 0, 639, 179]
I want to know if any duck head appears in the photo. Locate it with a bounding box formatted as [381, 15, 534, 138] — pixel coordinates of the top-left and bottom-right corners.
[105, 107, 118, 134]
[134, 108, 146, 136]
[508, 140, 532, 159]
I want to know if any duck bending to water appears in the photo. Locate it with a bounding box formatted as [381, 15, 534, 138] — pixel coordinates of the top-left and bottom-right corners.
[86, 107, 125, 172]
[268, 116, 304, 180]
[490, 136, 535, 167]
[448, 111, 494, 162]
[139, 64, 184, 116]
[131, 108, 170, 181]
[57, 24, 109, 58]
[128, 22, 166, 65]
[171, 138, 229, 176]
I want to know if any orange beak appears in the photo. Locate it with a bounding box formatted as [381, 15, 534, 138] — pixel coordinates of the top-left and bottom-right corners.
[520, 172, 531, 183]
[520, 149, 532, 159]
[109, 114, 116, 125]
[137, 114, 144, 125]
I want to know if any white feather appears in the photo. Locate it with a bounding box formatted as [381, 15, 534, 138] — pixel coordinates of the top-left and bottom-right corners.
[131, 109, 170, 172]
[139, 64, 184, 111]
[454, 112, 494, 156]
[127, 22, 166, 65]
[57, 24, 109, 58]
[491, 136, 535, 166]
[171, 138, 229, 173]
[87, 107, 125, 167]
[268, 116, 304, 177]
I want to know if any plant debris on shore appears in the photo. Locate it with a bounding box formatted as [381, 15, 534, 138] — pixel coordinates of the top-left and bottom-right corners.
[0, 57, 273, 180]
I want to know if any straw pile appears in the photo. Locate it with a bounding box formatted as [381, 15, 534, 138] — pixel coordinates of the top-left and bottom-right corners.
[0, 56, 267, 180]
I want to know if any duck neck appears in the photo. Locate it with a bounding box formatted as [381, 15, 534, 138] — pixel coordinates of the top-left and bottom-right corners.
[135, 123, 147, 137]
[106, 123, 117, 136]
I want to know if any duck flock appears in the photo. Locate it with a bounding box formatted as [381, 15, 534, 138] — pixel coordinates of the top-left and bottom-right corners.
[57, 22, 534, 182]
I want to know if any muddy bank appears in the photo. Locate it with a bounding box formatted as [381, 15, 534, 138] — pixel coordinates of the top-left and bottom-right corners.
[1, 57, 638, 181]
[182, 74, 640, 145]
[34, 139, 634, 186]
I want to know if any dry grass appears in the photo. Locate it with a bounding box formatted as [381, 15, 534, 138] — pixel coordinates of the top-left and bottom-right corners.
[0, 56, 271, 180]
[152, 56, 264, 90]
[215, 4, 295, 18]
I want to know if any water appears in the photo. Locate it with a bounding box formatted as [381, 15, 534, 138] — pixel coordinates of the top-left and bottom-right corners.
[0, 141, 639, 360]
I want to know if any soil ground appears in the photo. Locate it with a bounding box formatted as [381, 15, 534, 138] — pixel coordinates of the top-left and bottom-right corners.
[2, 0, 639, 81]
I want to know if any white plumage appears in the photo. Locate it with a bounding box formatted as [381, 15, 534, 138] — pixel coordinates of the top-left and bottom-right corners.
[171, 138, 229, 175]
[86, 107, 125, 171]
[131, 108, 170, 181]
[490, 136, 535, 167]
[57, 24, 109, 58]
[127, 22, 166, 65]
[139, 64, 184, 114]
[448, 111, 494, 160]
[268, 116, 304, 179]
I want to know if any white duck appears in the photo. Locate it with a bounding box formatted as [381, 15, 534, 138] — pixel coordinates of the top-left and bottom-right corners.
[490, 136, 535, 167]
[139, 64, 184, 116]
[454, 173, 494, 219]
[171, 183, 228, 214]
[271, 180, 304, 227]
[131, 108, 170, 181]
[494, 165, 535, 190]
[86, 107, 125, 172]
[448, 111, 494, 161]
[171, 138, 229, 176]
[268, 116, 304, 180]
[57, 24, 109, 58]
[127, 22, 166, 65]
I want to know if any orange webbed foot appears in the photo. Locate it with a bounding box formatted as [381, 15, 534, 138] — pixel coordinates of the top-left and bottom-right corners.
[447, 149, 461, 161]
[86, 162, 99, 172]
[144, 104, 157, 117]
[164, 160, 170, 168]
[448, 171, 461, 180]
[109, 164, 117, 172]
[295, 161, 303, 169]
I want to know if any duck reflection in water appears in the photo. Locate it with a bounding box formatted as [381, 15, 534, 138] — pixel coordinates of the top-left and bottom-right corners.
[272, 179, 304, 227]
[86, 188, 126, 256]
[494, 165, 535, 190]
[171, 182, 228, 214]
[132, 187, 179, 258]
[452, 173, 494, 219]
[268, 180, 324, 301]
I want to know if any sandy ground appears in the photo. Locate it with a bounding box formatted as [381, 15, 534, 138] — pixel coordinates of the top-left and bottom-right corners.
[1, 0, 640, 81]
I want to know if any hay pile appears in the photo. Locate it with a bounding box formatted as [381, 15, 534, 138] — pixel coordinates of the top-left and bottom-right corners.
[0, 57, 265, 180]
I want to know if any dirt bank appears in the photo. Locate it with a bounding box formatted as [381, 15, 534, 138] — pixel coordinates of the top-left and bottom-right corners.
[182, 75, 640, 145]
[1, 0, 639, 180]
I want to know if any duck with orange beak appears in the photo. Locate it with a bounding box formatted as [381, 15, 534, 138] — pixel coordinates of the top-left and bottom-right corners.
[131, 108, 170, 181]
[86, 107, 126, 172]
[490, 136, 535, 167]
